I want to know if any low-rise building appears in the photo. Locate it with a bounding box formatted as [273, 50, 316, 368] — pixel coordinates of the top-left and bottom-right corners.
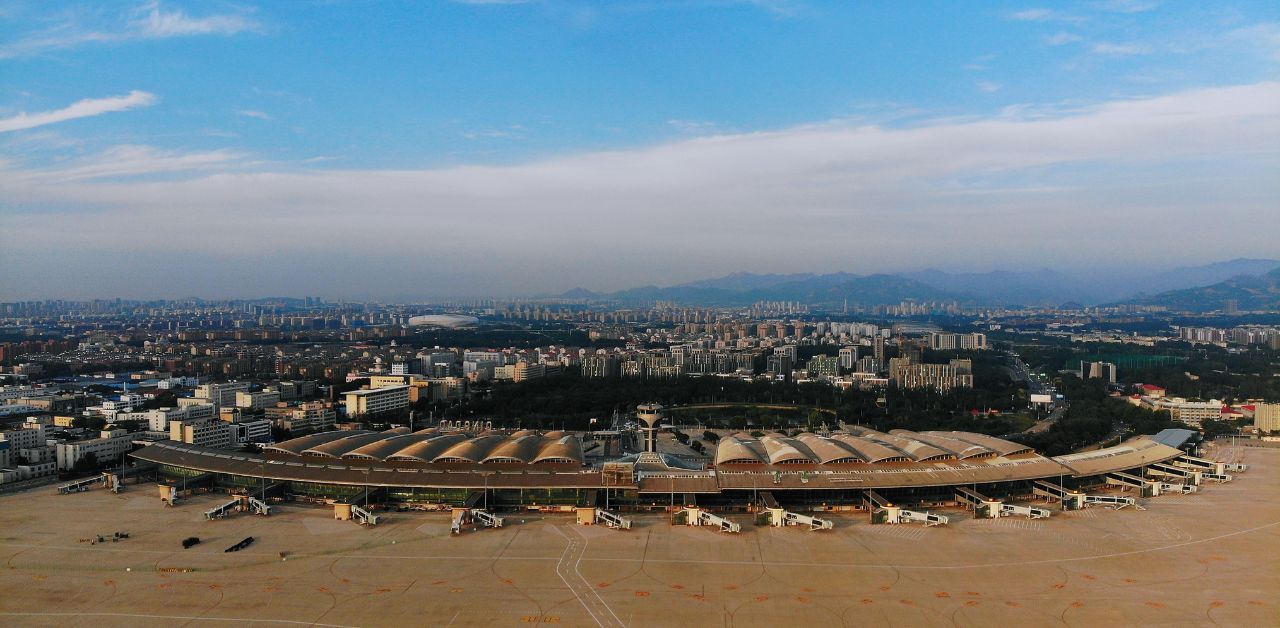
[343, 385, 410, 417]
[56, 428, 135, 471]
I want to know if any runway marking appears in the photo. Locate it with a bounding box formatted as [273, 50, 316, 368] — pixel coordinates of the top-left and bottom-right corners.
[0, 612, 360, 627]
[548, 524, 623, 628]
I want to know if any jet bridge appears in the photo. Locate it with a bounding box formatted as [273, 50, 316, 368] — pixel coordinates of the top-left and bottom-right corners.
[451, 508, 504, 534]
[898, 509, 949, 526]
[955, 487, 1001, 519]
[204, 498, 239, 520]
[864, 490, 900, 524]
[1173, 454, 1224, 475]
[683, 507, 741, 533]
[58, 475, 105, 494]
[1157, 482, 1197, 494]
[472, 509, 503, 528]
[350, 504, 380, 525]
[999, 503, 1051, 519]
[1084, 494, 1137, 509]
[760, 491, 834, 530]
[1147, 462, 1201, 486]
[1106, 471, 1161, 497]
[1225, 462, 1247, 473]
[1200, 472, 1233, 483]
[1033, 480, 1085, 510]
[595, 509, 632, 530]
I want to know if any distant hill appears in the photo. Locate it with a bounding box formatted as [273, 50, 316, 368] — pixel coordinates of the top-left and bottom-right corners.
[1139, 258, 1280, 295]
[563, 272, 965, 307]
[560, 259, 1280, 308]
[1127, 266, 1280, 312]
[903, 258, 1280, 306]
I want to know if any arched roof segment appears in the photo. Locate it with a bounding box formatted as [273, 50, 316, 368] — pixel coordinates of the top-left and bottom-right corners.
[795, 433, 865, 464]
[482, 433, 544, 463]
[265, 430, 371, 456]
[759, 436, 816, 464]
[385, 433, 470, 462]
[343, 431, 439, 461]
[828, 433, 909, 462]
[927, 431, 1034, 457]
[534, 435, 584, 464]
[433, 434, 508, 463]
[715, 434, 767, 465]
[891, 430, 993, 459]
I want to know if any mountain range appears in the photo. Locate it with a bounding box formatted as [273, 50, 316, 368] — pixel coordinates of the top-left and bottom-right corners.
[559, 258, 1280, 309]
[1127, 266, 1280, 312]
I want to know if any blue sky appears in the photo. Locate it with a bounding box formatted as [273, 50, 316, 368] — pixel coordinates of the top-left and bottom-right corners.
[1, 1, 1278, 299]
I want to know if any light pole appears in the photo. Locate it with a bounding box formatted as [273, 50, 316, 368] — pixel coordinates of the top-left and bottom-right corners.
[483, 472, 492, 511]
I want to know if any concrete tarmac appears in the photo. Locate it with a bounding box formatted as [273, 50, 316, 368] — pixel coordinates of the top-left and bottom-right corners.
[1, 443, 1276, 627]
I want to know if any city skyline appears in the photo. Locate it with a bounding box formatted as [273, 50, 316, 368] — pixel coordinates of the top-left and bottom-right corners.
[3, 1, 1279, 300]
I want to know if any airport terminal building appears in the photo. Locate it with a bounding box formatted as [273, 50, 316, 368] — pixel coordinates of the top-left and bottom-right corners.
[129, 413, 1208, 514]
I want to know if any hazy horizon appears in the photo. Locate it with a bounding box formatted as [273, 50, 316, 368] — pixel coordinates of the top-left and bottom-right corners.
[3, 1, 1278, 301]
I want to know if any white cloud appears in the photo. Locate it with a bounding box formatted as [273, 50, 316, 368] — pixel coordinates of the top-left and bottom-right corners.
[461, 125, 526, 140]
[1045, 32, 1084, 46]
[0, 91, 156, 133]
[238, 110, 271, 120]
[3, 82, 1276, 298]
[1008, 8, 1083, 23]
[1091, 42, 1151, 56]
[1092, 0, 1159, 13]
[133, 1, 256, 37]
[975, 81, 1003, 93]
[0, 2, 258, 58]
[667, 119, 720, 134]
[7, 144, 244, 183]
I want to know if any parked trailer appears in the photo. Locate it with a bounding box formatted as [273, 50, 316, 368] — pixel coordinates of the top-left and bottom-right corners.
[224, 536, 254, 553]
[1000, 503, 1052, 519]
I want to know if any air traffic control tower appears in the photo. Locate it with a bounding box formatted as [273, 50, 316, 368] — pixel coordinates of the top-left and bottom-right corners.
[636, 403, 663, 453]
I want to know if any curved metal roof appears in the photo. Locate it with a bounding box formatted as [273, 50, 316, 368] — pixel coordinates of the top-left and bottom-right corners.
[795, 433, 865, 464]
[851, 428, 953, 461]
[714, 434, 768, 465]
[385, 433, 470, 462]
[482, 433, 544, 464]
[304, 429, 405, 458]
[265, 430, 372, 456]
[759, 436, 815, 464]
[433, 434, 508, 463]
[534, 435, 584, 464]
[926, 431, 1034, 457]
[891, 430, 993, 459]
[342, 431, 439, 461]
[827, 433, 909, 463]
